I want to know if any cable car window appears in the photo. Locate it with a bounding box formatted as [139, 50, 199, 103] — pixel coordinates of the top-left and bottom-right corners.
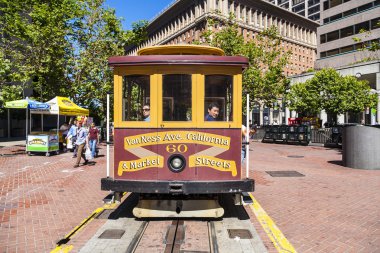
[122, 75, 150, 121]
[162, 74, 192, 121]
[204, 75, 233, 122]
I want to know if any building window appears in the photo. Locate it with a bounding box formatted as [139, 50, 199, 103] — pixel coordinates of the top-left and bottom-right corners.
[308, 0, 320, 6]
[292, 3, 305, 13]
[358, 2, 373, 12]
[355, 21, 370, 34]
[308, 5, 320, 15]
[326, 30, 339, 42]
[330, 0, 342, 8]
[371, 17, 380, 30]
[342, 8, 355, 18]
[324, 1, 377, 25]
[326, 48, 339, 56]
[340, 26, 354, 38]
[340, 45, 354, 53]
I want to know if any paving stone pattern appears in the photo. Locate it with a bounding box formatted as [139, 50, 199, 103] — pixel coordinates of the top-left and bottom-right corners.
[247, 143, 380, 253]
[0, 141, 379, 252]
[0, 143, 112, 252]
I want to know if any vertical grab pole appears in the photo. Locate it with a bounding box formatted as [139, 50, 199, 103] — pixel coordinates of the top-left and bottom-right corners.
[7, 109, 10, 138]
[106, 93, 110, 178]
[246, 94, 250, 179]
[26, 108, 28, 143]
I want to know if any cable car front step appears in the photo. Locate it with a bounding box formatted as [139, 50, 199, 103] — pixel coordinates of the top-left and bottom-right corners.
[133, 198, 224, 218]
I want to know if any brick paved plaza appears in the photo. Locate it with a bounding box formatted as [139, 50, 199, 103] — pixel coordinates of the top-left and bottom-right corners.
[0, 141, 379, 252]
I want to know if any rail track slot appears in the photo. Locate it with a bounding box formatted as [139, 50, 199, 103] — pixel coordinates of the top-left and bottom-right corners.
[164, 220, 185, 253]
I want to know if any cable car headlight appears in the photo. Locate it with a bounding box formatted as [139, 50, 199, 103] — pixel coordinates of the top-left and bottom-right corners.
[168, 154, 186, 173]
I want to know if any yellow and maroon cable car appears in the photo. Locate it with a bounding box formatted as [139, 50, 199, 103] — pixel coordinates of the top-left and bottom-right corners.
[101, 45, 254, 217]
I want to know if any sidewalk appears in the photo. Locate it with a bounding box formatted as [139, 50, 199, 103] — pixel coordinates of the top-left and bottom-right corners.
[0, 140, 26, 148]
[0, 142, 111, 252]
[248, 142, 380, 253]
[0, 141, 379, 252]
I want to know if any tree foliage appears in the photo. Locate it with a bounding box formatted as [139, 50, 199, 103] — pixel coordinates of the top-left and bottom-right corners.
[200, 13, 291, 109]
[0, 0, 148, 120]
[286, 68, 377, 118]
[0, 0, 81, 100]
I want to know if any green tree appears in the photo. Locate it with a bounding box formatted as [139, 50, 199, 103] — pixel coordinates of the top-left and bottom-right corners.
[285, 80, 321, 116]
[200, 13, 290, 108]
[242, 27, 290, 107]
[66, 0, 134, 121]
[0, 0, 81, 101]
[1, 0, 148, 121]
[286, 68, 377, 121]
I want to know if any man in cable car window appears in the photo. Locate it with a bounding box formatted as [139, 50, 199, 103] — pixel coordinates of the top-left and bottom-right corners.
[143, 104, 150, 122]
[205, 102, 220, 121]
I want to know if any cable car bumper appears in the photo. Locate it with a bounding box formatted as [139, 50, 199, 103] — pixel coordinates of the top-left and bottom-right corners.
[101, 178, 254, 194]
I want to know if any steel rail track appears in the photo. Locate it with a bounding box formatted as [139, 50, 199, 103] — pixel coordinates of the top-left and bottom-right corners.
[127, 219, 218, 253]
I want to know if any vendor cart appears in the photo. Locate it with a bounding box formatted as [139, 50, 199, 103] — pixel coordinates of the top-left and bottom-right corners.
[27, 133, 59, 156]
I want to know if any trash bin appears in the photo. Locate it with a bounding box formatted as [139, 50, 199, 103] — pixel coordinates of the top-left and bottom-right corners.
[263, 125, 274, 142]
[279, 125, 288, 142]
[287, 125, 298, 142]
[297, 125, 310, 145]
[272, 125, 280, 141]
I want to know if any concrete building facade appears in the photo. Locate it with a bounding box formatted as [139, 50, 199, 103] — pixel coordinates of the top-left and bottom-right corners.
[265, 0, 321, 21]
[316, 0, 380, 68]
[127, 0, 318, 77]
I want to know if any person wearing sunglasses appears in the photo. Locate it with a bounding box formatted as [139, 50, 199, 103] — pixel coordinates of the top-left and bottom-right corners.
[143, 104, 150, 122]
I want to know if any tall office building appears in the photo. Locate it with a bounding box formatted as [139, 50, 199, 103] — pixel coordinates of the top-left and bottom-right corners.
[316, 0, 380, 68]
[126, 0, 319, 77]
[265, 0, 321, 21]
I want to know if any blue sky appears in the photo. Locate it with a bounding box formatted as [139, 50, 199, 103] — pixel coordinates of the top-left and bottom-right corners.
[103, 0, 174, 30]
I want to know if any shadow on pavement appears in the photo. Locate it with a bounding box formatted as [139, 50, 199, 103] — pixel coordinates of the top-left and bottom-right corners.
[219, 194, 250, 220]
[328, 160, 344, 166]
[101, 193, 250, 221]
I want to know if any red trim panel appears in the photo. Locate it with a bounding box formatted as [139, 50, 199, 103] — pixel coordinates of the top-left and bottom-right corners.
[114, 128, 243, 181]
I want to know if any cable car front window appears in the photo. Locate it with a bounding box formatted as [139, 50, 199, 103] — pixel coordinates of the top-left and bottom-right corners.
[204, 75, 233, 122]
[162, 74, 192, 121]
[122, 75, 150, 121]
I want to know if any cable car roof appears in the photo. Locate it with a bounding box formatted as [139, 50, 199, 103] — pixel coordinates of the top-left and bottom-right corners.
[109, 45, 248, 69]
[137, 45, 225, 56]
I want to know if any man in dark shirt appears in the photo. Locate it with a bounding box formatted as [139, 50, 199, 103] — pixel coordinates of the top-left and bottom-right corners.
[205, 102, 220, 121]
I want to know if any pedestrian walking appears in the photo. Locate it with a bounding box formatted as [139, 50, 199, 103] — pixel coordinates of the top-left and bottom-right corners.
[88, 123, 99, 158]
[66, 119, 78, 157]
[74, 121, 89, 168]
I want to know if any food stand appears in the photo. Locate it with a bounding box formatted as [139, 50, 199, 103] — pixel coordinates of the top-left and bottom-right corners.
[4, 98, 54, 156]
[26, 132, 59, 156]
[30, 96, 89, 154]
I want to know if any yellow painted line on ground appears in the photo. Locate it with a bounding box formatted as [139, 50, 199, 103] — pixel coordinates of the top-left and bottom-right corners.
[50, 245, 73, 253]
[50, 193, 127, 253]
[248, 193, 297, 253]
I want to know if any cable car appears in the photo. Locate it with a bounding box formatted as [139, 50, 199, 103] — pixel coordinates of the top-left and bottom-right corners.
[101, 45, 254, 217]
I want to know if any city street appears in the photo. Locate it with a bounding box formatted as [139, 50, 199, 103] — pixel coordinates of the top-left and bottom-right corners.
[0, 141, 379, 252]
